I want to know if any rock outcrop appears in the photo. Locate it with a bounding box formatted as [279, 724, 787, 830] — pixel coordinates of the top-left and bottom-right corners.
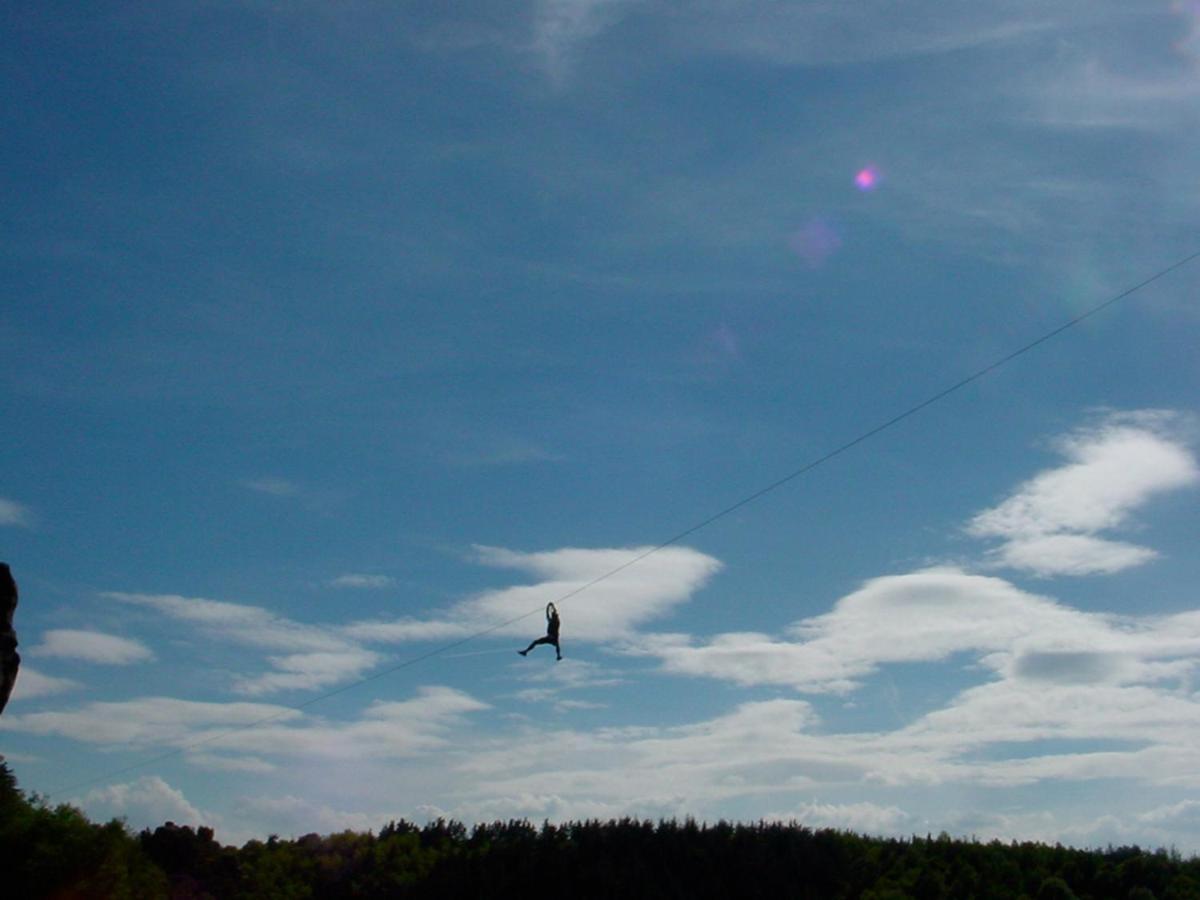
[0, 562, 18, 715]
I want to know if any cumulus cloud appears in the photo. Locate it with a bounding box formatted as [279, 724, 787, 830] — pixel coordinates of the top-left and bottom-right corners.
[236, 794, 387, 838]
[78, 776, 209, 831]
[968, 412, 1198, 576]
[32, 630, 155, 665]
[347, 545, 722, 645]
[641, 569, 1097, 693]
[766, 801, 912, 836]
[0, 497, 33, 527]
[623, 557, 1200, 793]
[445, 698, 835, 824]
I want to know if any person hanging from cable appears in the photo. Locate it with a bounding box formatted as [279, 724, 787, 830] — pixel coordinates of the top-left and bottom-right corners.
[518, 602, 562, 661]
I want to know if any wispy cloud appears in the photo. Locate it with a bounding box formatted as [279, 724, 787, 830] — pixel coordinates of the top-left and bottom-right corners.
[112, 592, 346, 650]
[968, 411, 1198, 576]
[0, 497, 33, 528]
[1021, 36, 1200, 133]
[4, 696, 301, 745]
[109, 592, 381, 695]
[3, 686, 486, 763]
[10, 667, 82, 699]
[530, 0, 635, 81]
[186, 752, 276, 774]
[445, 436, 564, 467]
[512, 658, 623, 706]
[525, 0, 1107, 74]
[31, 630, 155, 665]
[327, 574, 396, 590]
[232, 649, 382, 697]
[241, 477, 302, 497]
[240, 477, 345, 508]
[346, 545, 722, 644]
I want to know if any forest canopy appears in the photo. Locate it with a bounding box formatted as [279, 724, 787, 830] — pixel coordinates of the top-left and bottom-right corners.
[2, 762, 1198, 899]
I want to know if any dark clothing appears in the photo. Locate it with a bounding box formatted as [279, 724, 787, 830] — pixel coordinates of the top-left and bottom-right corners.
[520, 607, 562, 660]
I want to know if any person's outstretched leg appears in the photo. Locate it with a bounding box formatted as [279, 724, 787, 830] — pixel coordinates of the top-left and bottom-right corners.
[520, 636, 553, 657]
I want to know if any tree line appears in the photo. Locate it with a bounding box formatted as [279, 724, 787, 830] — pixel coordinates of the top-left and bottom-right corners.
[3, 762, 1198, 898]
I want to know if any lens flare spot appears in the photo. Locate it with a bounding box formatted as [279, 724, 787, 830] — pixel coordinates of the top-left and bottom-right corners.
[855, 166, 881, 191]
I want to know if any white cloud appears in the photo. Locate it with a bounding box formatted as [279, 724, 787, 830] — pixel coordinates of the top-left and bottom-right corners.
[235, 794, 387, 838]
[10, 666, 82, 699]
[1138, 799, 1200, 833]
[990, 534, 1159, 577]
[347, 545, 722, 645]
[79, 776, 209, 831]
[109, 591, 380, 695]
[969, 412, 1198, 575]
[342, 618, 470, 642]
[525, 1, 1124, 72]
[512, 658, 624, 705]
[530, 0, 635, 80]
[435, 698, 915, 828]
[1026, 53, 1200, 132]
[32, 629, 155, 665]
[446, 435, 564, 467]
[887, 681, 1200, 771]
[765, 801, 912, 836]
[185, 752, 276, 773]
[642, 568, 1095, 693]
[2, 686, 487, 766]
[620, 553, 1200, 793]
[232, 648, 383, 696]
[242, 477, 301, 497]
[0, 497, 33, 527]
[3, 696, 301, 746]
[109, 592, 340, 652]
[662, 1, 1075, 66]
[328, 574, 396, 589]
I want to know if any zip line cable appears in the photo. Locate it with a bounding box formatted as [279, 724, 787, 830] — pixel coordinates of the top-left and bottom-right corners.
[42, 247, 1200, 799]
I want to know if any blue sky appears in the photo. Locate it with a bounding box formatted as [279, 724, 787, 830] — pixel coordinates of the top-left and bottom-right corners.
[3, 1, 1200, 849]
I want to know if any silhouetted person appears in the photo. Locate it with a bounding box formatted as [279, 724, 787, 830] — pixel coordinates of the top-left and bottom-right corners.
[0, 563, 18, 716]
[519, 603, 561, 661]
